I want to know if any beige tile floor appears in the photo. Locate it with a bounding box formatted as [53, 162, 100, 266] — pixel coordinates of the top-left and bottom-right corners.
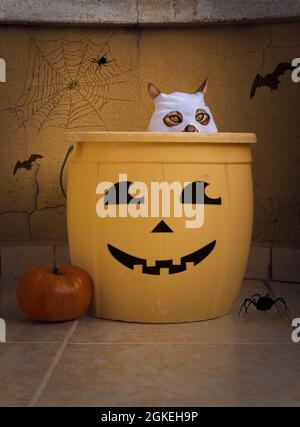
[0, 279, 299, 406]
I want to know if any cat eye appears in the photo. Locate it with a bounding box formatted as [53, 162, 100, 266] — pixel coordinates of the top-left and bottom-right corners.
[163, 111, 183, 127]
[195, 109, 210, 125]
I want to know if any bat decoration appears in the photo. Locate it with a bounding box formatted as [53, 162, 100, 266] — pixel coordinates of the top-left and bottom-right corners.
[250, 62, 295, 99]
[13, 154, 43, 175]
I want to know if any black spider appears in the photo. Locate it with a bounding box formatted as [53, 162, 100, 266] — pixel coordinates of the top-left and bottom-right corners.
[91, 54, 112, 71]
[239, 293, 289, 316]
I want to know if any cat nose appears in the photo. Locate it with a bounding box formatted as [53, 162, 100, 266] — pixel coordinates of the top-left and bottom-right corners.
[183, 125, 198, 132]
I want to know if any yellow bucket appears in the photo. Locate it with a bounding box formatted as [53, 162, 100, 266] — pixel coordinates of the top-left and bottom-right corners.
[66, 132, 256, 323]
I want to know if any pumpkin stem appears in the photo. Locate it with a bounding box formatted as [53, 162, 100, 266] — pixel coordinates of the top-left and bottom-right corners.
[52, 245, 61, 274]
[52, 260, 61, 275]
[52, 266, 59, 274]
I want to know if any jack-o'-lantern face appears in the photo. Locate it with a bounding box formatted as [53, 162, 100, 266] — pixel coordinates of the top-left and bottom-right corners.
[100, 178, 222, 275]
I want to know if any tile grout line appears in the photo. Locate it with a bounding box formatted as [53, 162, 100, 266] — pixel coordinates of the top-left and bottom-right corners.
[27, 319, 79, 407]
[269, 246, 273, 281]
[266, 278, 300, 285]
[7, 341, 62, 344]
[67, 341, 294, 345]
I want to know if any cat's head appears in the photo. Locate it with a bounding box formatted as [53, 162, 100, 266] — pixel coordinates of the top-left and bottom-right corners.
[147, 80, 218, 132]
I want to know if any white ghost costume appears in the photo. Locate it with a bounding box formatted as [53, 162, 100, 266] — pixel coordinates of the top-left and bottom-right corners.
[148, 91, 218, 133]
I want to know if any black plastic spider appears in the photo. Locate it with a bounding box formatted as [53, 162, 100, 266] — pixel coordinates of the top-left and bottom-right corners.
[91, 54, 112, 71]
[239, 293, 289, 316]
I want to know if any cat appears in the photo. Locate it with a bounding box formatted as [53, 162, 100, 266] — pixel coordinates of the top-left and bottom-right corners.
[148, 79, 218, 132]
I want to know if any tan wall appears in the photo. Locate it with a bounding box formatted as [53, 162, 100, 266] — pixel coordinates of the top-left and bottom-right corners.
[0, 22, 300, 244]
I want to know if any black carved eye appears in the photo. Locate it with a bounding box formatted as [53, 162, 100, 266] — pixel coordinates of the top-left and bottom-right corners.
[180, 182, 222, 205]
[104, 181, 144, 205]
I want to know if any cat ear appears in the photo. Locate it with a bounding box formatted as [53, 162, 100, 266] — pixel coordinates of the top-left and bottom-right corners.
[195, 78, 208, 96]
[148, 83, 161, 100]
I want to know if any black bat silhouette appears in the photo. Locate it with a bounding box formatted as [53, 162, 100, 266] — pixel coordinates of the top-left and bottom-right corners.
[13, 154, 43, 175]
[250, 62, 294, 99]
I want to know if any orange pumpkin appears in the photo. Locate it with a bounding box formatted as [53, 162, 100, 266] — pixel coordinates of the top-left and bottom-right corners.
[16, 265, 93, 321]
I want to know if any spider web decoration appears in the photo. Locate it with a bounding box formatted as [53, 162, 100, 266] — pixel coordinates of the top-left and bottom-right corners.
[9, 37, 130, 130]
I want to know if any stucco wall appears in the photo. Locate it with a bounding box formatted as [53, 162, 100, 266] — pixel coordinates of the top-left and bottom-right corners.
[1, 0, 300, 25]
[0, 22, 300, 244]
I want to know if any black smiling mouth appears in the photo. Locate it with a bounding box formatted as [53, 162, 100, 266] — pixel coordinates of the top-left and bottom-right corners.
[107, 240, 216, 275]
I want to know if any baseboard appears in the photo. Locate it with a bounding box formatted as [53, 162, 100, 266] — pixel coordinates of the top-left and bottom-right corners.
[0, 241, 299, 283]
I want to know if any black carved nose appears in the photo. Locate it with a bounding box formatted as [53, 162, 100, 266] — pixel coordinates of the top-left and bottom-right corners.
[184, 125, 198, 132]
[151, 220, 173, 233]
